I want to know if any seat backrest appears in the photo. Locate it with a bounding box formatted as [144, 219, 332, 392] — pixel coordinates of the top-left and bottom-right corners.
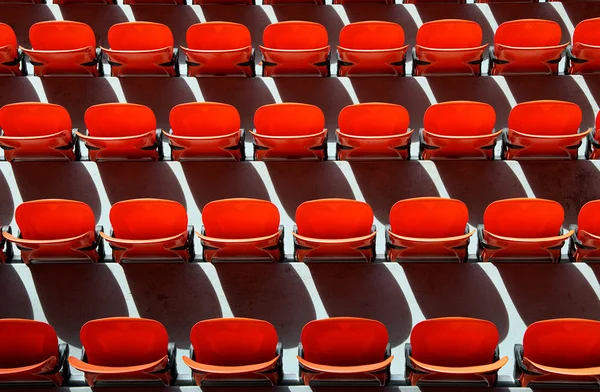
[110, 199, 188, 240]
[262, 21, 328, 50]
[339, 21, 405, 50]
[80, 317, 168, 367]
[301, 318, 388, 366]
[495, 19, 562, 47]
[573, 17, 600, 46]
[338, 103, 409, 137]
[108, 22, 173, 50]
[577, 200, 600, 236]
[0, 23, 17, 59]
[170, 102, 240, 137]
[254, 103, 325, 136]
[29, 21, 96, 50]
[186, 22, 251, 50]
[16, 199, 96, 240]
[0, 319, 58, 368]
[416, 19, 482, 49]
[524, 318, 600, 368]
[508, 100, 581, 136]
[85, 103, 156, 137]
[0, 102, 72, 137]
[296, 199, 373, 239]
[483, 198, 564, 238]
[410, 317, 498, 367]
[202, 198, 280, 239]
[390, 197, 468, 238]
[191, 318, 278, 366]
[423, 101, 496, 136]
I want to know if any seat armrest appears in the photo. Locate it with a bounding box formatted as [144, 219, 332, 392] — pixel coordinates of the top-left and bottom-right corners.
[1, 225, 13, 262]
[187, 225, 195, 262]
[95, 225, 105, 261]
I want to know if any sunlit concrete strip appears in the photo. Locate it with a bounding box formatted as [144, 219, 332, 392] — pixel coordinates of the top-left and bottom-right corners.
[550, 2, 575, 36]
[106, 77, 128, 103]
[492, 76, 518, 108]
[504, 161, 536, 198]
[261, 77, 283, 103]
[191, 5, 207, 22]
[201, 263, 235, 317]
[27, 77, 49, 103]
[412, 77, 437, 155]
[263, 5, 278, 24]
[338, 77, 359, 105]
[182, 77, 206, 102]
[571, 75, 600, 114]
[332, 4, 351, 26]
[121, 5, 136, 22]
[48, 4, 64, 21]
[476, 3, 499, 31]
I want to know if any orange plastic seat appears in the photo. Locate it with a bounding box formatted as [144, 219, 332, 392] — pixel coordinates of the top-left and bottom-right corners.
[569, 18, 600, 75]
[337, 22, 408, 77]
[336, 103, 412, 160]
[0, 103, 78, 162]
[0, 23, 23, 76]
[413, 20, 487, 76]
[183, 318, 282, 385]
[3, 199, 102, 264]
[124, 0, 182, 4]
[251, 103, 327, 161]
[569, 200, 600, 262]
[294, 199, 376, 262]
[502, 100, 588, 160]
[182, 23, 253, 77]
[54, 0, 114, 3]
[192, 0, 251, 4]
[516, 319, 600, 387]
[100, 199, 193, 263]
[405, 0, 465, 3]
[198, 199, 283, 262]
[490, 19, 568, 75]
[407, 318, 507, 386]
[586, 111, 600, 159]
[77, 103, 161, 161]
[420, 101, 500, 160]
[103, 22, 178, 77]
[478, 198, 571, 262]
[260, 22, 330, 77]
[69, 318, 176, 387]
[0, 319, 68, 386]
[21, 21, 100, 77]
[386, 198, 474, 262]
[298, 318, 392, 386]
[333, 0, 393, 3]
[166, 102, 244, 161]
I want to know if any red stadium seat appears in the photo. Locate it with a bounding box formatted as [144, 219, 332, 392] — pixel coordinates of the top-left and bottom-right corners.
[516, 319, 600, 388]
[251, 103, 327, 161]
[3, 199, 102, 264]
[407, 318, 507, 386]
[405, 0, 464, 3]
[413, 20, 487, 76]
[192, 0, 251, 4]
[490, 19, 568, 75]
[69, 318, 176, 387]
[586, 111, 600, 159]
[183, 318, 282, 385]
[0, 23, 23, 76]
[337, 22, 408, 77]
[569, 200, 600, 262]
[166, 102, 244, 161]
[21, 21, 100, 77]
[124, 0, 182, 4]
[260, 22, 330, 77]
[54, 0, 114, 4]
[477, 198, 571, 262]
[77, 103, 161, 161]
[568, 18, 600, 75]
[0, 103, 78, 162]
[0, 319, 68, 386]
[182, 23, 253, 77]
[100, 199, 193, 263]
[420, 101, 500, 159]
[502, 100, 588, 160]
[294, 199, 376, 262]
[198, 198, 283, 262]
[298, 318, 393, 386]
[336, 103, 412, 160]
[334, 0, 393, 4]
[386, 197, 474, 262]
[264, 0, 322, 4]
[103, 22, 178, 77]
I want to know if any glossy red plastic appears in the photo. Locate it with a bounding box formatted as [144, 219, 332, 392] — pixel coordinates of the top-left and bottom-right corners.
[571, 200, 600, 262]
[336, 103, 412, 160]
[569, 18, 600, 74]
[69, 317, 172, 386]
[294, 199, 376, 262]
[260, 22, 330, 77]
[101, 199, 192, 263]
[387, 197, 474, 262]
[0, 23, 21, 76]
[167, 102, 243, 161]
[252, 103, 327, 161]
[414, 20, 487, 76]
[103, 22, 176, 77]
[337, 22, 408, 77]
[0, 102, 76, 162]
